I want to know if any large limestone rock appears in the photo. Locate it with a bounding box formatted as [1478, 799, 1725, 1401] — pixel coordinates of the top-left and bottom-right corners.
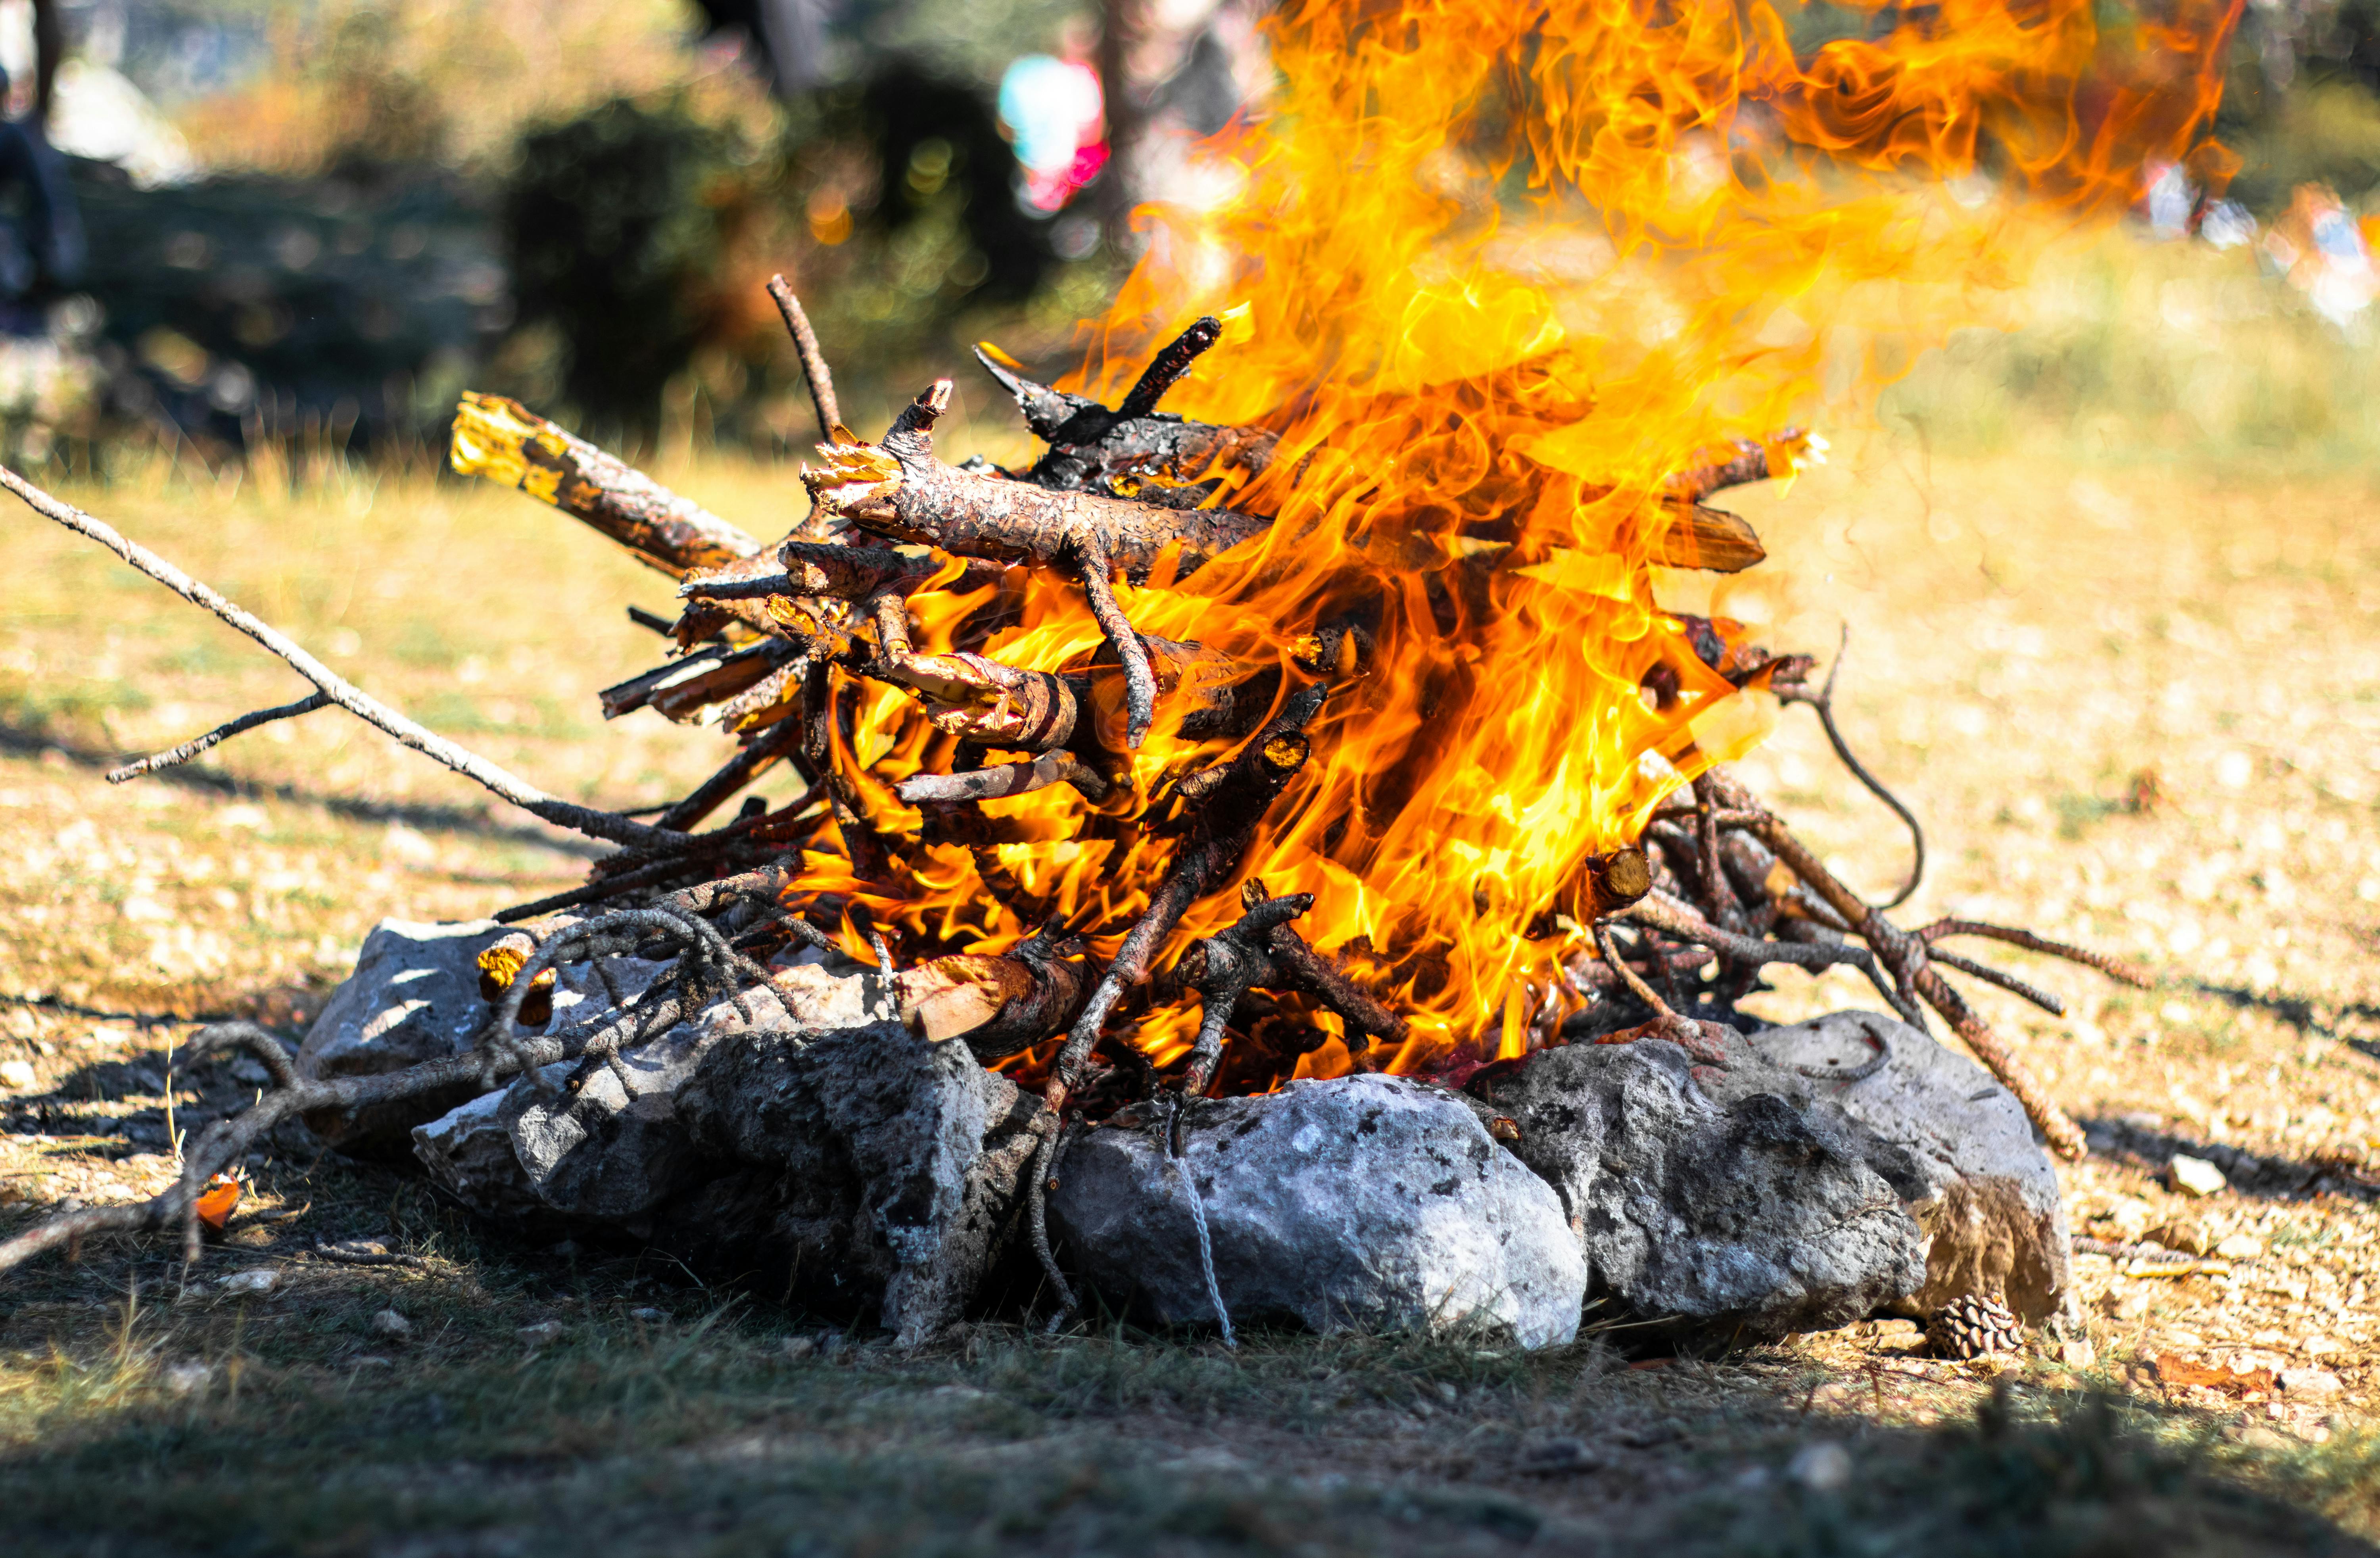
[1708, 1011, 2072, 1323]
[1048, 1074, 1587, 1349]
[667, 1017, 1043, 1345]
[1472, 1040, 1926, 1342]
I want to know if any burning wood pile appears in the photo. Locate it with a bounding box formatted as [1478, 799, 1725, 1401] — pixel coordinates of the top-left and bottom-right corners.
[0, 0, 2237, 1352]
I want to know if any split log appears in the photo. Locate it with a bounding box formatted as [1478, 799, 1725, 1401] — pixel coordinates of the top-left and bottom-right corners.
[449, 392, 763, 577]
[1651, 502, 1765, 573]
[894, 925, 1094, 1059]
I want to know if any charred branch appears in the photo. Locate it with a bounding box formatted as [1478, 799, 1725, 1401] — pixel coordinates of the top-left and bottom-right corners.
[973, 323, 1280, 501]
[654, 719, 810, 832]
[1044, 688, 1325, 1113]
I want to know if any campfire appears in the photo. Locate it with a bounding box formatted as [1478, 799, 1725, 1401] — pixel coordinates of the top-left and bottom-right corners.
[0, 0, 2236, 1349]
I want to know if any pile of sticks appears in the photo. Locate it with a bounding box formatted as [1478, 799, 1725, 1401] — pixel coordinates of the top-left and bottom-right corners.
[0, 276, 2146, 1289]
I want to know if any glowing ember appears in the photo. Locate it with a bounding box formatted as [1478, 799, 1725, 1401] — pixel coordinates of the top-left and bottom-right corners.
[779, 0, 2237, 1088]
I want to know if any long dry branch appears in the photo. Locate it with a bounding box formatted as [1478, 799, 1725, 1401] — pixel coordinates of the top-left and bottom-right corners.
[0, 468, 673, 849]
[449, 392, 763, 577]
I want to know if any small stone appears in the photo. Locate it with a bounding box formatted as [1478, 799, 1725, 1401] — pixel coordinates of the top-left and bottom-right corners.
[1519, 1437, 1599, 1474]
[628, 1306, 666, 1322]
[0, 1059, 34, 1090]
[350, 1355, 393, 1369]
[2102, 1197, 2156, 1242]
[783, 1334, 818, 1360]
[220, 1268, 277, 1296]
[2213, 1232, 2263, 1260]
[2279, 1368, 2344, 1398]
[2169, 1155, 2227, 1197]
[517, 1320, 563, 1345]
[162, 1360, 212, 1395]
[2144, 1218, 2210, 1256]
[2059, 1337, 2098, 1370]
[1787, 1441, 1853, 1493]
[370, 1309, 413, 1339]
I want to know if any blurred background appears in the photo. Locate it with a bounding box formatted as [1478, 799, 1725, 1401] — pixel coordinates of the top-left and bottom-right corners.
[0, 0, 2365, 469]
[0, 0, 1281, 466]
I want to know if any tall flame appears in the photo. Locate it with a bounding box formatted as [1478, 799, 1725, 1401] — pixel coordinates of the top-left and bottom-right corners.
[797, 0, 2236, 1083]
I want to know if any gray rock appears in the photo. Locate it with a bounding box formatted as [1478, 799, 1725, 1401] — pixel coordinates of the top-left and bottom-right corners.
[414, 1082, 550, 1220]
[1048, 1074, 1586, 1349]
[668, 1017, 1042, 1345]
[413, 975, 848, 1229]
[1707, 1012, 2072, 1323]
[1474, 1040, 1925, 1341]
[299, 919, 510, 1155]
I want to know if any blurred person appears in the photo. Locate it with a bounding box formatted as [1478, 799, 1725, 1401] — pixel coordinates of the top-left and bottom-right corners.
[695, 0, 834, 93]
[2261, 183, 2376, 327]
[0, 57, 83, 333]
[998, 20, 1107, 213]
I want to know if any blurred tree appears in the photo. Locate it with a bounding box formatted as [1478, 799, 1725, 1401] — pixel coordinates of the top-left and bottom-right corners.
[501, 96, 776, 430]
[855, 62, 1052, 301]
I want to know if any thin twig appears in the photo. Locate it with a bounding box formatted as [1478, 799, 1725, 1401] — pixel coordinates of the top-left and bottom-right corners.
[767, 274, 841, 439]
[107, 692, 331, 782]
[1916, 918, 2155, 988]
[1073, 530, 1157, 749]
[1928, 947, 2066, 1017]
[1777, 626, 1926, 909]
[0, 467, 670, 849]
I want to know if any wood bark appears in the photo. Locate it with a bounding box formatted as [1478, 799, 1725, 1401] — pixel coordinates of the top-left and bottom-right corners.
[805, 381, 1272, 580]
[449, 392, 763, 578]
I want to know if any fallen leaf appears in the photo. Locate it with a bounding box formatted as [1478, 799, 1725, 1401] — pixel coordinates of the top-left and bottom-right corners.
[2152, 1354, 2276, 1395]
[194, 1174, 241, 1231]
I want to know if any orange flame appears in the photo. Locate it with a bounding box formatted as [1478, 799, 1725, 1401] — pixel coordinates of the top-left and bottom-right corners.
[790, 0, 2236, 1083]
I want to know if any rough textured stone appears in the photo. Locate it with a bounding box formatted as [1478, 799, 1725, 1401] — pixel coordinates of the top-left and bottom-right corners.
[299, 919, 509, 1156]
[1473, 1040, 1925, 1342]
[1048, 1074, 1586, 1348]
[668, 1017, 1042, 1345]
[413, 1080, 553, 1221]
[1705, 1011, 2073, 1324]
[412, 964, 889, 1222]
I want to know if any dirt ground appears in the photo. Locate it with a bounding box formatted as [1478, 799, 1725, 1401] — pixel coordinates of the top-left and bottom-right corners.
[2, 433, 2379, 1554]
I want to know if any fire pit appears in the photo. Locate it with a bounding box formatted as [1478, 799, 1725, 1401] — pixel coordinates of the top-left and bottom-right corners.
[0, 0, 2234, 1360]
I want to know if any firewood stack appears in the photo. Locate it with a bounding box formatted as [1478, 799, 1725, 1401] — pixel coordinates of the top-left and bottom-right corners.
[0, 279, 2151, 1285]
[445, 283, 2149, 1150]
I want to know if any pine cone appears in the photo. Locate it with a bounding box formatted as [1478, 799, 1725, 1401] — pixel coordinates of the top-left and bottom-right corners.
[1928, 1293, 2025, 1360]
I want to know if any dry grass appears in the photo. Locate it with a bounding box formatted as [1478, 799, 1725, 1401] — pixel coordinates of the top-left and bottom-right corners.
[0, 352, 2378, 1548]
